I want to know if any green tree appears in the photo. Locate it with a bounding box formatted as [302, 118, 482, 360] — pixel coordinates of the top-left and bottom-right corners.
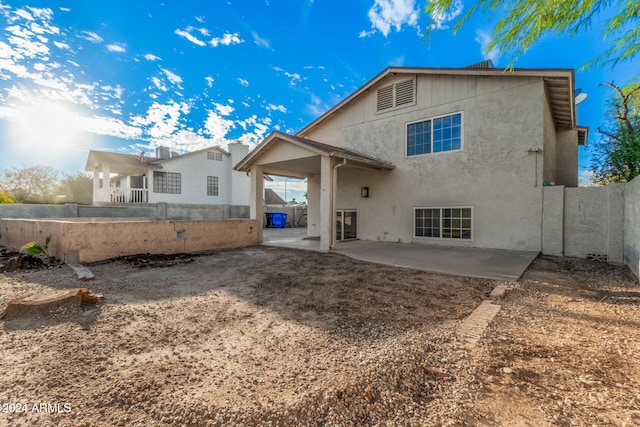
[0, 191, 16, 204]
[0, 165, 59, 203]
[58, 172, 93, 205]
[425, 0, 640, 68]
[590, 81, 640, 183]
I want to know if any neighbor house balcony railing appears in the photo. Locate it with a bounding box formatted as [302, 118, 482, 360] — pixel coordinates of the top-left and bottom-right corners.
[110, 188, 149, 203]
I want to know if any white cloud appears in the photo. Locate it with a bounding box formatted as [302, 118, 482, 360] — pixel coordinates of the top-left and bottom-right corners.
[14, 8, 35, 21]
[144, 53, 161, 61]
[214, 103, 235, 116]
[26, 7, 54, 21]
[204, 110, 235, 143]
[267, 103, 287, 113]
[361, 0, 420, 38]
[106, 43, 126, 53]
[210, 32, 243, 47]
[175, 28, 206, 46]
[80, 30, 103, 43]
[237, 77, 249, 87]
[151, 76, 167, 92]
[130, 101, 191, 141]
[162, 68, 183, 86]
[475, 29, 500, 64]
[252, 31, 271, 49]
[53, 40, 69, 49]
[205, 76, 214, 87]
[81, 115, 142, 139]
[273, 67, 303, 85]
[59, 7, 71, 12]
[306, 94, 329, 117]
[428, 0, 463, 30]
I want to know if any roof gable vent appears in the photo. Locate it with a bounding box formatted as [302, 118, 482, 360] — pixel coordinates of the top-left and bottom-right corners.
[376, 77, 416, 113]
[395, 79, 415, 106]
[376, 85, 394, 111]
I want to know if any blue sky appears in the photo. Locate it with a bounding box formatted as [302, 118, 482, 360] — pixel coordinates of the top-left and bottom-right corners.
[0, 0, 637, 201]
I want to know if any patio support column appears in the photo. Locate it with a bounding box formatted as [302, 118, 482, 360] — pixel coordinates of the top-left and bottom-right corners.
[250, 165, 264, 243]
[101, 164, 111, 203]
[92, 171, 101, 203]
[319, 156, 333, 251]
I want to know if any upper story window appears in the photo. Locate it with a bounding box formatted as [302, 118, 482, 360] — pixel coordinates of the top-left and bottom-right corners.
[153, 171, 181, 194]
[407, 112, 463, 157]
[207, 151, 223, 161]
[376, 78, 416, 112]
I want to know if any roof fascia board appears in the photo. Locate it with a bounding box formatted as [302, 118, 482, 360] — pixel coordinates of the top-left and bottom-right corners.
[234, 131, 329, 172]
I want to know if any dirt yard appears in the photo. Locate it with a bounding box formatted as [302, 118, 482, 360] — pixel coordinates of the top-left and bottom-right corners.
[0, 246, 638, 426]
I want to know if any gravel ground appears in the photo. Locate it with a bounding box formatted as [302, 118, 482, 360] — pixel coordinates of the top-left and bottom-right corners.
[0, 246, 638, 426]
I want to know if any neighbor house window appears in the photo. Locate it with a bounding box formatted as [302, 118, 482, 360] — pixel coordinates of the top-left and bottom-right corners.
[376, 78, 416, 112]
[153, 171, 181, 194]
[407, 112, 462, 156]
[414, 207, 472, 240]
[207, 151, 223, 161]
[207, 176, 219, 196]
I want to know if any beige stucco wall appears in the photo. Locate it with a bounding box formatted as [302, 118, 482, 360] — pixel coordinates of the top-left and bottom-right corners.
[555, 130, 579, 187]
[301, 74, 552, 251]
[0, 218, 258, 263]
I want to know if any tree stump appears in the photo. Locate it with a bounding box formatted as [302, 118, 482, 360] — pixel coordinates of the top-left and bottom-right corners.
[0, 288, 103, 320]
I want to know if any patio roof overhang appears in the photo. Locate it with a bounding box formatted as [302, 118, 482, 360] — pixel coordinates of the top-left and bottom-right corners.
[234, 131, 395, 178]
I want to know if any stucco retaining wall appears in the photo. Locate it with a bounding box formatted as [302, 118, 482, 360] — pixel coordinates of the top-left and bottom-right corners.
[0, 218, 258, 263]
[623, 176, 640, 279]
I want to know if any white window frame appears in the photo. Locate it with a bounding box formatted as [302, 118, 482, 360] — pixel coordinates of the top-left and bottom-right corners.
[413, 206, 474, 241]
[406, 111, 464, 158]
[153, 171, 181, 194]
[207, 176, 219, 196]
[376, 77, 416, 113]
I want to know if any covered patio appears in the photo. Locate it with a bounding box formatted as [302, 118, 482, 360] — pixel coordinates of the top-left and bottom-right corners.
[234, 131, 395, 251]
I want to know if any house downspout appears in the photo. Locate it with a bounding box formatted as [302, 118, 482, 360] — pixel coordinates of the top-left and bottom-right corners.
[330, 158, 347, 250]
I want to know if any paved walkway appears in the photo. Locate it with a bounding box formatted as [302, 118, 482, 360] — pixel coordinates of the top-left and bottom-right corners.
[262, 228, 538, 281]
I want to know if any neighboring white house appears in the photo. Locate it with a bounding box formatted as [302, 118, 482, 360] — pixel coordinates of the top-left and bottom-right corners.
[235, 63, 588, 252]
[86, 143, 250, 206]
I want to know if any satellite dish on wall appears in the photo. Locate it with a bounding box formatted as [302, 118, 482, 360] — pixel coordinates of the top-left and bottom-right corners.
[575, 92, 588, 105]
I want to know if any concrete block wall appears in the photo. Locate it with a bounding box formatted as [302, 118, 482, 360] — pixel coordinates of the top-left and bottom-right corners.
[0, 203, 250, 221]
[543, 179, 638, 281]
[624, 176, 640, 279]
[563, 184, 625, 263]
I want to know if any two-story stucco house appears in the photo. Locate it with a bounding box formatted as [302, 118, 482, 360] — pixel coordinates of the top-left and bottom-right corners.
[86, 142, 250, 206]
[235, 63, 588, 252]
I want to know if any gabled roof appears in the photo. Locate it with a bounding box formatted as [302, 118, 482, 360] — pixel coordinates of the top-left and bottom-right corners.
[234, 131, 395, 173]
[264, 188, 286, 205]
[148, 145, 230, 165]
[85, 150, 162, 174]
[297, 66, 587, 144]
[85, 145, 231, 174]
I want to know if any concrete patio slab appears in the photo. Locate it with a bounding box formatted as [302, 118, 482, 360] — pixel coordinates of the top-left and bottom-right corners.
[262, 229, 539, 281]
